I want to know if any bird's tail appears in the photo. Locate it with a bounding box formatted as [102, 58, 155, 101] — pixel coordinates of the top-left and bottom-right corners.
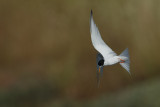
[119, 48, 130, 74]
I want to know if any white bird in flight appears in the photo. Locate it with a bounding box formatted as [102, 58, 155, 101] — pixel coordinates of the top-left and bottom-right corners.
[90, 10, 130, 87]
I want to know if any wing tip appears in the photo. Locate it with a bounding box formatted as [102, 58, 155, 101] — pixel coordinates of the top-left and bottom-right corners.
[91, 9, 93, 16]
[90, 9, 93, 30]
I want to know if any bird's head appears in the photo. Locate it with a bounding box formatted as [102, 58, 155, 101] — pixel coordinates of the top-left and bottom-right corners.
[97, 59, 104, 74]
[97, 53, 104, 72]
[98, 59, 104, 67]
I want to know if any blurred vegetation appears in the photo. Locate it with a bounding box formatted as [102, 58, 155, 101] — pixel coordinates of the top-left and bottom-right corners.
[0, 0, 160, 107]
[50, 78, 160, 107]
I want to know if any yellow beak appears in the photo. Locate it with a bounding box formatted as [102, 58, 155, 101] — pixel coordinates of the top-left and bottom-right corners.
[99, 67, 101, 73]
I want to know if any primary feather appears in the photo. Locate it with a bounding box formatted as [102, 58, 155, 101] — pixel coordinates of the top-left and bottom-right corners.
[90, 10, 117, 62]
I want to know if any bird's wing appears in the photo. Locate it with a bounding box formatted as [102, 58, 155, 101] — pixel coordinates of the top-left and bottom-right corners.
[90, 10, 116, 59]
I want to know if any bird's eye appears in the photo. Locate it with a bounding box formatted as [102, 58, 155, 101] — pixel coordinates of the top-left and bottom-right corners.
[98, 59, 104, 66]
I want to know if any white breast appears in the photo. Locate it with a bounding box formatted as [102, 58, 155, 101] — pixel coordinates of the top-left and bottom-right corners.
[104, 56, 120, 66]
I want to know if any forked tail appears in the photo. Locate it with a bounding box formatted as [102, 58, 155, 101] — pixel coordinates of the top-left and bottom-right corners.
[119, 48, 130, 74]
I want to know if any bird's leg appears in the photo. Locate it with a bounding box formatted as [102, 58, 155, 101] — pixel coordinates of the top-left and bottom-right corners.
[119, 58, 125, 63]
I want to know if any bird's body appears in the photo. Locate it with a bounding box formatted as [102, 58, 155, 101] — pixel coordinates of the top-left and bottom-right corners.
[90, 10, 130, 87]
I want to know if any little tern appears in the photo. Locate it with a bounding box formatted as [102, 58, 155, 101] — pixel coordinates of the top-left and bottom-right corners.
[90, 10, 130, 87]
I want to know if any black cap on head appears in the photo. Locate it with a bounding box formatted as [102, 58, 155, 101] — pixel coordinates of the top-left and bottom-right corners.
[98, 59, 104, 66]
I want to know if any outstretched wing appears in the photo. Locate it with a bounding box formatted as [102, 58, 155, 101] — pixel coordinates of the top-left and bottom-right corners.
[90, 10, 116, 59]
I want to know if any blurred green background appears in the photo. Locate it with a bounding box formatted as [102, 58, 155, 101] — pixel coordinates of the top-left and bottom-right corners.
[0, 0, 160, 107]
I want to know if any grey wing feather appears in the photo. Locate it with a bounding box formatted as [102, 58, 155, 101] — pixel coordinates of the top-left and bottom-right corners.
[90, 10, 116, 59]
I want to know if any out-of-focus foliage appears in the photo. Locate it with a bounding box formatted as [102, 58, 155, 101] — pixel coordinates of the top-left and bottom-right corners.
[50, 78, 160, 107]
[0, 0, 160, 107]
